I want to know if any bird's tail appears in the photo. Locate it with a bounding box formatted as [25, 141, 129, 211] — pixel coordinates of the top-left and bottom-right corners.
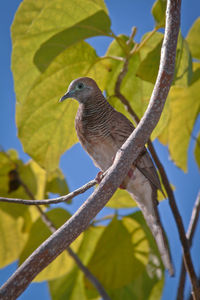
[126, 177, 174, 276]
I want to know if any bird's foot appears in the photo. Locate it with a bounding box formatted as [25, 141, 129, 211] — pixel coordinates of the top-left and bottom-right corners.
[95, 171, 104, 184]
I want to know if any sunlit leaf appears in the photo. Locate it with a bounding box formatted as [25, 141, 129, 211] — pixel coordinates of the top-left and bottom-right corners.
[108, 271, 164, 300]
[86, 217, 149, 289]
[49, 226, 105, 300]
[107, 188, 136, 209]
[49, 269, 87, 300]
[168, 63, 200, 171]
[173, 33, 193, 87]
[11, 0, 111, 103]
[186, 17, 200, 60]
[137, 32, 193, 88]
[194, 132, 200, 170]
[149, 277, 164, 300]
[45, 168, 69, 196]
[136, 39, 162, 84]
[105, 35, 154, 119]
[151, 0, 166, 28]
[0, 150, 41, 200]
[0, 203, 29, 267]
[158, 121, 169, 145]
[18, 208, 83, 281]
[16, 41, 109, 171]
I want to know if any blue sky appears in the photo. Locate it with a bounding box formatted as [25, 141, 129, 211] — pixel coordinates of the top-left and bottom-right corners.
[0, 0, 200, 299]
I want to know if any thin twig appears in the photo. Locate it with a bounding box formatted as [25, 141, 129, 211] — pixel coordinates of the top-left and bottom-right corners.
[0, 1, 185, 299]
[177, 191, 200, 300]
[19, 177, 110, 300]
[130, 26, 160, 55]
[0, 178, 97, 205]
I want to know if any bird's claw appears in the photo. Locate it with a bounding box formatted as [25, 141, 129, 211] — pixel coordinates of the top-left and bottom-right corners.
[95, 171, 104, 184]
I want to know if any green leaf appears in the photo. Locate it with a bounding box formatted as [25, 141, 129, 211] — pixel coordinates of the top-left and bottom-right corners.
[151, 95, 171, 141]
[49, 268, 87, 300]
[11, 0, 111, 103]
[49, 226, 104, 300]
[107, 188, 136, 209]
[105, 35, 154, 119]
[137, 32, 193, 88]
[0, 203, 30, 267]
[45, 168, 69, 196]
[194, 132, 200, 170]
[105, 33, 169, 140]
[86, 217, 149, 290]
[18, 208, 83, 281]
[108, 271, 164, 300]
[28, 160, 47, 199]
[158, 119, 169, 145]
[136, 39, 162, 84]
[186, 17, 200, 60]
[0, 150, 43, 200]
[173, 33, 193, 87]
[151, 0, 166, 28]
[129, 211, 164, 272]
[168, 63, 200, 171]
[16, 41, 109, 171]
[149, 277, 165, 300]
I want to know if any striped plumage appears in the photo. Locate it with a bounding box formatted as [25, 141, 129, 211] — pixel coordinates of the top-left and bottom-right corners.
[60, 77, 174, 276]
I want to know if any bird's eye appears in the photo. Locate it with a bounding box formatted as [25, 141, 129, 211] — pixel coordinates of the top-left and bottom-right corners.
[77, 83, 84, 89]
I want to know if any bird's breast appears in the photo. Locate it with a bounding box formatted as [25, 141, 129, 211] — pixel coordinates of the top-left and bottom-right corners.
[75, 115, 118, 171]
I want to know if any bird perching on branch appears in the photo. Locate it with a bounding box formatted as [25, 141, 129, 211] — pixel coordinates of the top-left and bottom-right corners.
[60, 77, 174, 276]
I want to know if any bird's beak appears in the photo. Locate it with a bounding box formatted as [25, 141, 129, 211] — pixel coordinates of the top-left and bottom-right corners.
[59, 91, 74, 102]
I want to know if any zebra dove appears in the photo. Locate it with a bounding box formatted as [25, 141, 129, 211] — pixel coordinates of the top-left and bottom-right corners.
[60, 77, 174, 276]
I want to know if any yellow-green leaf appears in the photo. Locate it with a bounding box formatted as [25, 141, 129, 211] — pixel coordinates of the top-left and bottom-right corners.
[49, 268, 87, 300]
[151, 0, 166, 28]
[168, 63, 200, 171]
[18, 208, 83, 281]
[45, 168, 69, 197]
[194, 132, 200, 170]
[136, 39, 162, 84]
[137, 32, 193, 88]
[0, 150, 43, 200]
[49, 226, 105, 300]
[107, 188, 136, 209]
[105, 36, 154, 119]
[173, 33, 193, 87]
[86, 217, 149, 289]
[186, 17, 200, 60]
[0, 204, 29, 267]
[11, 0, 111, 103]
[16, 41, 109, 171]
[108, 270, 164, 300]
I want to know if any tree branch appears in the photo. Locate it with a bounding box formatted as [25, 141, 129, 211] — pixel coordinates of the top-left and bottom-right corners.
[177, 191, 200, 300]
[19, 176, 111, 300]
[0, 178, 97, 205]
[0, 1, 183, 299]
[37, 207, 111, 300]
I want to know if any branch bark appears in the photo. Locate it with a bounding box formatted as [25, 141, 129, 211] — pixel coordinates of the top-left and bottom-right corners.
[177, 191, 200, 300]
[19, 176, 111, 300]
[0, 0, 183, 299]
[0, 178, 97, 205]
[38, 207, 111, 300]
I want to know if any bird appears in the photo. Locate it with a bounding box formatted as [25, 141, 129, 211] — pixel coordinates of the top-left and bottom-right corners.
[60, 77, 174, 276]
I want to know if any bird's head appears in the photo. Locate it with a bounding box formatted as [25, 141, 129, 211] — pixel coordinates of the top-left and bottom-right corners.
[59, 77, 100, 104]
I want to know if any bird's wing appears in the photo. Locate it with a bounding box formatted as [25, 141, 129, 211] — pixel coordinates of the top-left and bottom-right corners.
[109, 110, 162, 191]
